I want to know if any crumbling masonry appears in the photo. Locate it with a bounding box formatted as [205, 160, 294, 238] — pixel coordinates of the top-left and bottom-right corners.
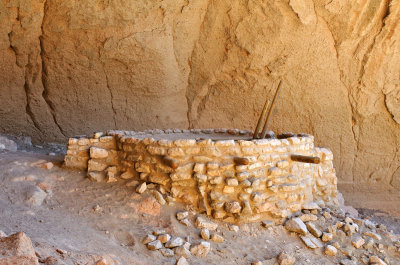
[64, 129, 338, 223]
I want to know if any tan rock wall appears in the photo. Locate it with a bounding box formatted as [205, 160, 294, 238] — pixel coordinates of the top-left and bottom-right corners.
[0, 0, 399, 191]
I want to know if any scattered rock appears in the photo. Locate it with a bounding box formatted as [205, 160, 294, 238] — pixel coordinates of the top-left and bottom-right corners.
[339, 259, 356, 265]
[195, 216, 218, 230]
[176, 211, 189, 220]
[364, 231, 382, 241]
[157, 234, 171, 244]
[176, 256, 189, 265]
[299, 214, 318, 222]
[306, 222, 322, 238]
[284, 218, 308, 235]
[369, 255, 387, 265]
[325, 245, 337, 256]
[165, 237, 184, 248]
[210, 233, 224, 243]
[93, 205, 103, 213]
[136, 183, 147, 194]
[147, 240, 162, 250]
[121, 171, 134, 180]
[25, 186, 47, 206]
[277, 251, 295, 265]
[126, 180, 139, 187]
[151, 190, 166, 205]
[321, 232, 333, 242]
[40, 162, 54, 170]
[229, 225, 239, 232]
[224, 201, 242, 213]
[153, 229, 166, 236]
[0, 232, 39, 265]
[142, 235, 156, 244]
[159, 248, 174, 257]
[190, 241, 211, 258]
[200, 229, 210, 240]
[174, 246, 191, 258]
[261, 220, 274, 228]
[351, 236, 365, 249]
[179, 219, 191, 227]
[87, 171, 106, 182]
[302, 202, 320, 210]
[300, 235, 323, 249]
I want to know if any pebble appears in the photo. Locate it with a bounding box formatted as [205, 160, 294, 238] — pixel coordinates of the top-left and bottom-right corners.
[200, 229, 210, 240]
[210, 233, 224, 243]
[190, 241, 211, 257]
[152, 190, 166, 205]
[229, 225, 239, 232]
[195, 216, 218, 230]
[369, 255, 387, 265]
[40, 162, 54, 170]
[174, 246, 191, 258]
[136, 182, 147, 194]
[176, 256, 189, 265]
[159, 248, 174, 257]
[277, 251, 295, 265]
[351, 236, 365, 249]
[147, 240, 162, 250]
[180, 219, 191, 226]
[176, 211, 189, 220]
[165, 237, 184, 248]
[325, 245, 337, 256]
[153, 229, 166, 236]
[158, 234, 171, 244]
[284, 218, 308, 235]
[321, 232, 333, 242]
[142, 234, 156, 244]
[306, 222, 322, 238]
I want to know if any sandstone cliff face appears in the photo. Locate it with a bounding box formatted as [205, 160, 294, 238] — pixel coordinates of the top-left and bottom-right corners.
[0, 0, 399, 191]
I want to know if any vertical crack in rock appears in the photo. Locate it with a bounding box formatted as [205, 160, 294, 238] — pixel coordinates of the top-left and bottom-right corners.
[40, 0, 66, 137]
[104, 68, 117, 129]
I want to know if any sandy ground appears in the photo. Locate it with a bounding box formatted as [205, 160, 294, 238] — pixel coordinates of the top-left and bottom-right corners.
[0, 147, 399, 264]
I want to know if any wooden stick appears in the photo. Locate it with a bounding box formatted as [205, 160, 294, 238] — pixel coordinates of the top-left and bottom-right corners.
[253, 98, 270, 139]
[260, 80, 283, 138]
[290, 154, 321, 164]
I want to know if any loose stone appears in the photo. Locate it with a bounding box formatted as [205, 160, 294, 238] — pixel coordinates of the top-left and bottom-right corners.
[190, 241, 211, 258]
[180, 218, 191, 226]
[210, 233, 224, 243]
[174, 246, 191, 258]
[299, 214, 318, 222]
[200, 229, 210, 240]
[262, 220, 274, 228]
[143, 234, 156, 244]
[176, 256, 189, 265]
[152, 190, 166, 205]
[224, 201, 242, 214]
[321, 232, 333, 242]
[159, 248, 174, 257]
[229, 225, 239, 232]
[195, 216, 218, 230]
[300, 235, 323, 249]
[157, 234, 171, 244]
[176, 211, 189, 220]
[136, 182, 147, 194]
[284, 218, 308, 235]
[325, 245, 337, 256]
[165, 237, 184, 248]
[351, 236, 365, 249]
[306, 222, 322, 238]
[153, 229, 166, 236]
[147, 240, 162, 250]
[277, 251, 295, 265]
[369, 256, 387, 265]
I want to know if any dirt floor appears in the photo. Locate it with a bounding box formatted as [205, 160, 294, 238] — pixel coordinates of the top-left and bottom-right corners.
[0, 145, 399, 265]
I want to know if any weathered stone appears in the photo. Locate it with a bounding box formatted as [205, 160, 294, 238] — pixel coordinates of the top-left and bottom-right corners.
[180, 219, 191, 226]
[146, 240, 162, 250]
[40, 162, 54, 170]
[229, 225, 239, 232]
[195, 217, 218, 230]
[325, 245, 337, 256]
[224, 201, 242, 214]
[142, 234, 156, 244]
[0, 232, 39, 265]
[200, 229, 210, 240]
[306, 222, 322, 238]
[151, 190, 166, 205]
[299, 214, 318, 222]
[176, 211, 189, 220]
[226, 178, 239, 186]
[136, 182, 147, 194]
[153, 229, 166, 236]
[351, 236, 365, 249]
[210, 234, 224, 243]
[165, 237, 184, 248]
[300, 235, 323, 249]
[369, 256, 387, 265]
[277, 252, 295, 265]
[174, 246, 191, 258]
[120, 171, 134, 180]
[284, 218, 308, 235]
[262, 220, 274, 228]
[364, 231, 382, 241]
[90, 147, 108, 159]
[321, 232, 333, 242]
[302, 202, 320, 210]
[25, 186, 47, 206]
[159, 248, 174, 257]
[190, 241, 211, 258]
[157, 234, 171, 244]
[176, 256, 189, 265]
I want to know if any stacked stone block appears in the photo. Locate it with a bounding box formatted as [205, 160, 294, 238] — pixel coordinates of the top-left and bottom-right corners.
[64, 129, 338, 223]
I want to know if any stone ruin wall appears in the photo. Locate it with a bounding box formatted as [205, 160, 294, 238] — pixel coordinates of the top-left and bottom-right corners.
[64, 129, 338, 223]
